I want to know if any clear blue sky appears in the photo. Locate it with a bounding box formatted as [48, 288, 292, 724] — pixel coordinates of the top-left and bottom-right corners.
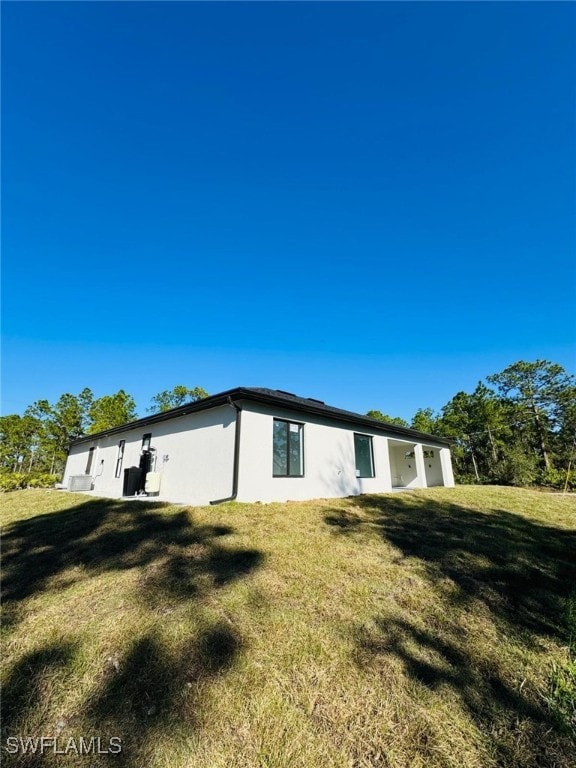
[2, 2, 575, 421]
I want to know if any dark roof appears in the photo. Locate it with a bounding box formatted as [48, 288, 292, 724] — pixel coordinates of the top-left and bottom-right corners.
[70, 387, 452, 447]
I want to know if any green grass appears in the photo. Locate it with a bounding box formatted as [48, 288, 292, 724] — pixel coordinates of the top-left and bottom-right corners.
[2, 486, 575, 767]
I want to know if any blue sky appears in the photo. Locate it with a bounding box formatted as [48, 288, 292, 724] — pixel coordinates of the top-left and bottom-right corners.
[2, 2, 575, 421]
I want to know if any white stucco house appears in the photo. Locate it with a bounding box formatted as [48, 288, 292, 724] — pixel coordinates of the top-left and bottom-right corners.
[63, 387, 455, 505]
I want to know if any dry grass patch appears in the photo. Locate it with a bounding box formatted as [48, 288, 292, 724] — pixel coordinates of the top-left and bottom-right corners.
[1, 486, 575, 767]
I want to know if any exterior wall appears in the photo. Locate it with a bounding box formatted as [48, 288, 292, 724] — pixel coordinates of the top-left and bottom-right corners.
[389, 444, 420, 488]
[414, 444, 428, 489]
[440, 447, 455, 487]
[235, 402, 448, 503]
[423, 445, 444, 486]
[63, 400, 455, 506]
[63, 405, 236, 505]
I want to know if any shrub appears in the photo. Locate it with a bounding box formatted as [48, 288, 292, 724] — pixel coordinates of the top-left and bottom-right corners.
[27, 474, 60, 489]
[0, 473, 30, 492]
[453, 472, 481, 485]
[0, 472, 60, 492]
[493, 447, 539, 486]
[539, 468, 576, 491]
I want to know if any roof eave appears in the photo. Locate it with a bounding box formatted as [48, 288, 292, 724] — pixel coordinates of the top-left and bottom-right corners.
[69, 388, 243, 445]
[234, 390, 453, 446]
[69, 386, 452, 448]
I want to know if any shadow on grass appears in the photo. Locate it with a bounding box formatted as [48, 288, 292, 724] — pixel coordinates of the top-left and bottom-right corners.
[326, 494, 576, 642]
[325, 493, 576, 767]
[2, 498, 255, 605]
[84, 623, 241, 767]
[1, 496, 263, 766]
[1, 643, 79, 745]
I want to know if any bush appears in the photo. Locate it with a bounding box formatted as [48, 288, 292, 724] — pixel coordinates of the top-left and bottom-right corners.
[493, 447, 539, 486]
[539, 468, 576, 491]
[0, 473, 30, 492]
[27, 473, 60, 489]
[0, 472, 60, 492]
[453, 472, 482, 485]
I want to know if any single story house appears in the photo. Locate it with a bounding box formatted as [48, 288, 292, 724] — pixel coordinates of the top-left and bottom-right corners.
[63, 387, 455, 505]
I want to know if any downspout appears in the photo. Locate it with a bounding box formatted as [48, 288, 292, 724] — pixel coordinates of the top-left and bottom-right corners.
[210, 397, 242, 505]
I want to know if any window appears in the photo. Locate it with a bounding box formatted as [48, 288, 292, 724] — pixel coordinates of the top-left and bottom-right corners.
[273, 419, 304, 477]
[115, 440, 125, 478]
[354, 434, 374, 478]
[85, 447, 95, 475]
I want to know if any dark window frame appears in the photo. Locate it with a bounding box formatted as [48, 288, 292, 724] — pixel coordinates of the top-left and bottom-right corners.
[273, 418, 305, 478]
[354, 433, 375, 478]
[85, 447, 95, 475]
[115, 440, 126, 478]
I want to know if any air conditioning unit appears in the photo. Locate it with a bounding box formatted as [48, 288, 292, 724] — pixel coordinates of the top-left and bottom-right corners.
[145, 472, 161, 496]
[68, 475, 93, 492]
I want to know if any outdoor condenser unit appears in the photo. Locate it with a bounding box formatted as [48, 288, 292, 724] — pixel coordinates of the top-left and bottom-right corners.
[68, 475, 93, 492]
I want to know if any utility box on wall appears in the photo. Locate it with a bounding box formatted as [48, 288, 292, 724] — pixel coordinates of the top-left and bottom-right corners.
[145, 472, 161, 496]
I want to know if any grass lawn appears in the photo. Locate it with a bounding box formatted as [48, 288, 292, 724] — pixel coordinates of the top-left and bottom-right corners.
[2, 486, 575, 767]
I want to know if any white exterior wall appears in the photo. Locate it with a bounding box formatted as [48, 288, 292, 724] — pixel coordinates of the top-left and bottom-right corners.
[414, 444, 428, 489]
[235, 402, 450, 504]
[63, 400, 455, 506]
[389, 443, 419, 488]
[423, 445, 444, 487]
[440, 447, 455, 487]
[63, 405, 236, 505]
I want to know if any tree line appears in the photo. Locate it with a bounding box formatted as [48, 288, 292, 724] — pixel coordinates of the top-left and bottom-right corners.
[0, 386, 208, 482]
[1, 361, 574, 489]
[368, 360, 576, 489]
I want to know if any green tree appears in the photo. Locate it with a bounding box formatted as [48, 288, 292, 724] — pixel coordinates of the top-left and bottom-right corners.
[50, 389, 94, 442]
[438, 391, 479, 480]
[148, 385, 209, 414]
[487, 360, 576, 470]
[497, 445, 540, 486]
[0, 413, 43, 472]
[438, 384, 511, 482]
[411, 408, 439, 434]
[25, 388, 94, 474]
[366, 410, 409, 427]
[556, 385, 576, 471]
[88, 390, 137, 434]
